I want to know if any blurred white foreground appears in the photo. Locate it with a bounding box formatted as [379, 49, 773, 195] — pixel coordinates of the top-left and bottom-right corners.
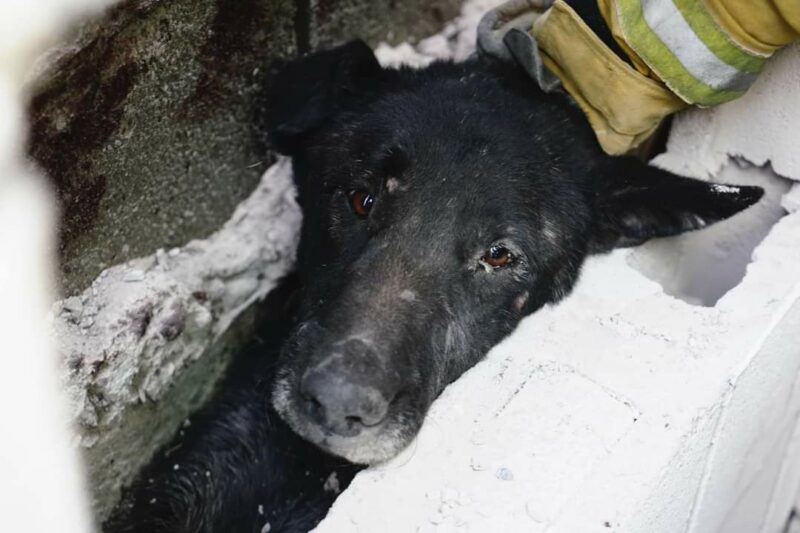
[0, 0, 110, 531]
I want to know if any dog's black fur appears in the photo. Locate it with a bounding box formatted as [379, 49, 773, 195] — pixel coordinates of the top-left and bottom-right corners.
[107, 39, 761, 532]
[105, 279, 362, 533]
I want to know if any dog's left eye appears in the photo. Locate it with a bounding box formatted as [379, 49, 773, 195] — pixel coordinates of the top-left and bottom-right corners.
[349, 190, 374, 218]
[481, 245, 513, 269]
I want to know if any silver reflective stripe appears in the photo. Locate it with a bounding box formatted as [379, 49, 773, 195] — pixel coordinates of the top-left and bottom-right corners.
[640, 0, 758, 92]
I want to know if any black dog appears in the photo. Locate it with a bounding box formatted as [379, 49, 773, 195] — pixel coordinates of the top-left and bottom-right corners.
[266, 40, 761, 463]
[107, 39, 761, 532]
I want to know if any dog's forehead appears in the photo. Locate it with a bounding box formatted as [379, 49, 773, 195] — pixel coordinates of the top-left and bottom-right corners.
[308, 76, 585, 241]
[379, 173, 545, 261]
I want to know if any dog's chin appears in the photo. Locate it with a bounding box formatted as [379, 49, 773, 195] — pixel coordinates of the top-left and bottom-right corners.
[271, 373, 418, 464]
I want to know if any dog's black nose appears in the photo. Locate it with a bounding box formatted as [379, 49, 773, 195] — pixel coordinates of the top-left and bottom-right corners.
[300, 342, 394, 437]
[301, 368, 391, 437]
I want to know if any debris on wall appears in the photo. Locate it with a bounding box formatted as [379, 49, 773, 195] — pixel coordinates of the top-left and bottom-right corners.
[374, 0, 503, 67]
[53, 158, 300, 520]
[26, 0, 462, 299]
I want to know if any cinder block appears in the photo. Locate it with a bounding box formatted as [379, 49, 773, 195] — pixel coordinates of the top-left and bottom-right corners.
[1, 1, 113, 532]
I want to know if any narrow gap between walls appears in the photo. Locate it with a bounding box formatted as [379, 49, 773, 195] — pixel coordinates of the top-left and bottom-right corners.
[293, 0, 311, 55]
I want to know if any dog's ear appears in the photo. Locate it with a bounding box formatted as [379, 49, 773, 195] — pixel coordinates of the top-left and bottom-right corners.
[591, 156, 763, 253]
[265, 40, 382, 155]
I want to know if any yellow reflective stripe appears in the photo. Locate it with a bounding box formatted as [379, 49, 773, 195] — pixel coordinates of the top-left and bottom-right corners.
[672, 0, 766, 73]
[614, 0, 745, 106]
[641, 0, 758, 91]
[597, 0, 657, 77]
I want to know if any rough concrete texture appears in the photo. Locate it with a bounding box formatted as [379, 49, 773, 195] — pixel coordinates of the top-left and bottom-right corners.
[309, 0, 462, 49]
[635, 43, 800, 307]
[316, 17, 800, 533]
[27, 0, 297, 297]
[53, 159, 300, 520]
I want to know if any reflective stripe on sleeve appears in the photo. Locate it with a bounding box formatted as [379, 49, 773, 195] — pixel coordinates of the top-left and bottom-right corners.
[614, 0, 766, 105]
[672, 0, 767, 72]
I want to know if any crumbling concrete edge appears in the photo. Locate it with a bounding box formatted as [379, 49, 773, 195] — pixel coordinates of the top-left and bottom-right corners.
[52, 158, 300, 521]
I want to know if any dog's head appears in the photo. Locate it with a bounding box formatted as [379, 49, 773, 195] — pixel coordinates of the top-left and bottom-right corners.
[266, 41, 761, 463]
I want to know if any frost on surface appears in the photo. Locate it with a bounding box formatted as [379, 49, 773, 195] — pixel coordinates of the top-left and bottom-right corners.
[53, 158, 300, 519]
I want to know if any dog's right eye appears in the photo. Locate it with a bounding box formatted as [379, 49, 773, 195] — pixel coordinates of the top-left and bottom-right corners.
[481, 245, 513, 269]
[348, 190, 374, 218]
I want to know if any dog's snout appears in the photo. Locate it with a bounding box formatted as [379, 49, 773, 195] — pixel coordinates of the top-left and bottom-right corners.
[299, 340, 397, 437]
[301, 371, 390, 436]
